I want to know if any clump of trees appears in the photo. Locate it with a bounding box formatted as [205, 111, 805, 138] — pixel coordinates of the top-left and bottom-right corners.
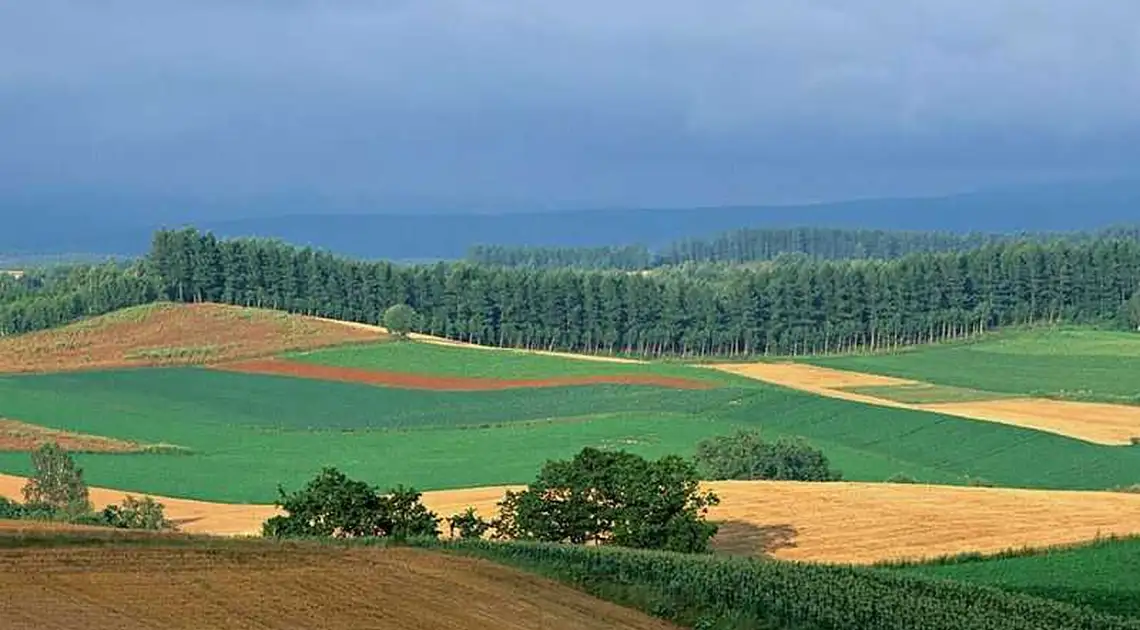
[492, 448, 720, 553]
[694, 430, 842, 482]
[262, 467, 440, 539]
[1, 442, 173, 530]
[264, 448, 722, 554]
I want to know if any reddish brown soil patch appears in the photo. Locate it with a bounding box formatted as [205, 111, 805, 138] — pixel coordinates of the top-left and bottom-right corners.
[213, 357, 715, 391]
[0, 544, 677, 630]
[0, 418, 150, 453]
[0, 302, 385, 374]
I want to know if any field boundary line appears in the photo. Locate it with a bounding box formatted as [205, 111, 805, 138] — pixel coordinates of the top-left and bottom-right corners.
[706, 362, 1140, 445]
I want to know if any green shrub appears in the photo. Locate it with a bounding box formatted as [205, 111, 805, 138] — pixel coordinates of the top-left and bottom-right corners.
[263, 467, 439, 540]
[447, 507, 491, 539]
[99, 495, 173, 531]
[694, 429, 842, 481]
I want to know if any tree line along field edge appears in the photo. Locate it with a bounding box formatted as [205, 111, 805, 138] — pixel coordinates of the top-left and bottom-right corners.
[804, 329, 1140, 403]
[4, 226, 1139, 359]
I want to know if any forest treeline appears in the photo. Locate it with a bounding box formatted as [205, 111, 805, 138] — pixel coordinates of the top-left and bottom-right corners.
[0, 262, 159, 336]
[468, 225, 1140, 270]
[144, 228, 1140, 356]
[4, 227, 1138, 355]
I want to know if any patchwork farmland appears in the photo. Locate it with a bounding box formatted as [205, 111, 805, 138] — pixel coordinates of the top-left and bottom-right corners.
[2, 293, 1139, 628]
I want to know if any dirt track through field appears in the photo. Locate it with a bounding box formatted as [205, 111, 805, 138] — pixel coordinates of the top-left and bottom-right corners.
[709, 362, 1140, 445]
[0, 302, 384, 374]
[0, 544, 677, 630]
[4, 474, 1138, 564]
[212, 356, 714, 390]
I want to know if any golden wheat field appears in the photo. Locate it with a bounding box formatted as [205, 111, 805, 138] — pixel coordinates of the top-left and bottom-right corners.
[5, 474, 1138, 564]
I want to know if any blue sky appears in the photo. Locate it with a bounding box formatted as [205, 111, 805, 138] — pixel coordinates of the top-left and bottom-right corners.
[2, 1, 1138, 211]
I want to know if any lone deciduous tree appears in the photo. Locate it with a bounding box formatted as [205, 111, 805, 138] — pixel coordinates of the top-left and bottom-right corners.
[100, 495, 174, 530]
[22, 442, 91, 517]
[382, 303, 417, 337]
[492, 447, 720, 553]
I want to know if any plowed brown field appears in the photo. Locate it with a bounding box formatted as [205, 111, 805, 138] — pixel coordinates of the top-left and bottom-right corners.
[0, 418, 149, 453]
[0, 543, 677, 630]
[709, 362, 1140, 444]
[5, 474, 1138, 564]
[213, 357, 714, 390]
[0, 302, 384, 374]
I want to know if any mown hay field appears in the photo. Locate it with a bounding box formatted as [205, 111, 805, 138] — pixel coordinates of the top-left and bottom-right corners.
[807, 327, 1140, 405]
[713, 361, 1140, 445]
[5, 473, 1140, 568]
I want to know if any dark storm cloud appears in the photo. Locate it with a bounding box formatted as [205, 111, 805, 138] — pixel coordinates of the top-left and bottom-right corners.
[1, 0, 1139, 207]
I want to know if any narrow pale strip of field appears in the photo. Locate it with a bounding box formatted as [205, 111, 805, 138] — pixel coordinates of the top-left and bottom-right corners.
[4, 474, 1138, 565]
[316, 316, 648, 364]
[0, 545, 676, 630]
[0, 302, 384, 374]
[710, 362, 1140, 445]
[0, 418, 148, 453]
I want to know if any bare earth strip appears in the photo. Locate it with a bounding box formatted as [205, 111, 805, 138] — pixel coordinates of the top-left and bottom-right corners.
[0, 545, 677, 630]
[0, 418, 150, 453]
[3, 474, 1138, 565]
[709, 362, 1140, 445]
[0, 302, 385, 374]
[315, 316, 648, 364]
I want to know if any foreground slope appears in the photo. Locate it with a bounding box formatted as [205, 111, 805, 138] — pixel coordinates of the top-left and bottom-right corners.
[890, 536, 1140, 618]
[5, 473, 1139, 565]
[0, 536, 675, 630]
[0, 302, 384, 373]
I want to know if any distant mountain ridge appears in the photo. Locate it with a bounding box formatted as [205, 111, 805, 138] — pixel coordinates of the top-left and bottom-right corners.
[2, 179, 1138, 260]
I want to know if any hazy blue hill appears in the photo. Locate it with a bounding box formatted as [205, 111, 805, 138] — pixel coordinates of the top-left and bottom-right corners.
[2, 179, 1139, 260]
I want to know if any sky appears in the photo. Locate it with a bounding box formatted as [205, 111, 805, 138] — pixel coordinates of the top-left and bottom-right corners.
[1, 0, 1139, 213]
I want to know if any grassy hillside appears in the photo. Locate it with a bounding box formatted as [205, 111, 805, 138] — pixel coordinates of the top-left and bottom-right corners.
[808, 328, 1140, 404]
[288, 340, 725, 381]
[887, 537, 1140, 618]
[0, 363, 1137, 502]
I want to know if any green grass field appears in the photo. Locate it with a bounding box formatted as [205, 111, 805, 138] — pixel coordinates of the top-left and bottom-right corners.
[0, 361, 1138, 502]
[887, 536, 1140, 618]
[808, 328, 1140, 404]
[286, 340, 731, 382]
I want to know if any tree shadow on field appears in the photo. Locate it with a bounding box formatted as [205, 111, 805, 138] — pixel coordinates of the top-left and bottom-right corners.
[711, 521, 798, 558]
